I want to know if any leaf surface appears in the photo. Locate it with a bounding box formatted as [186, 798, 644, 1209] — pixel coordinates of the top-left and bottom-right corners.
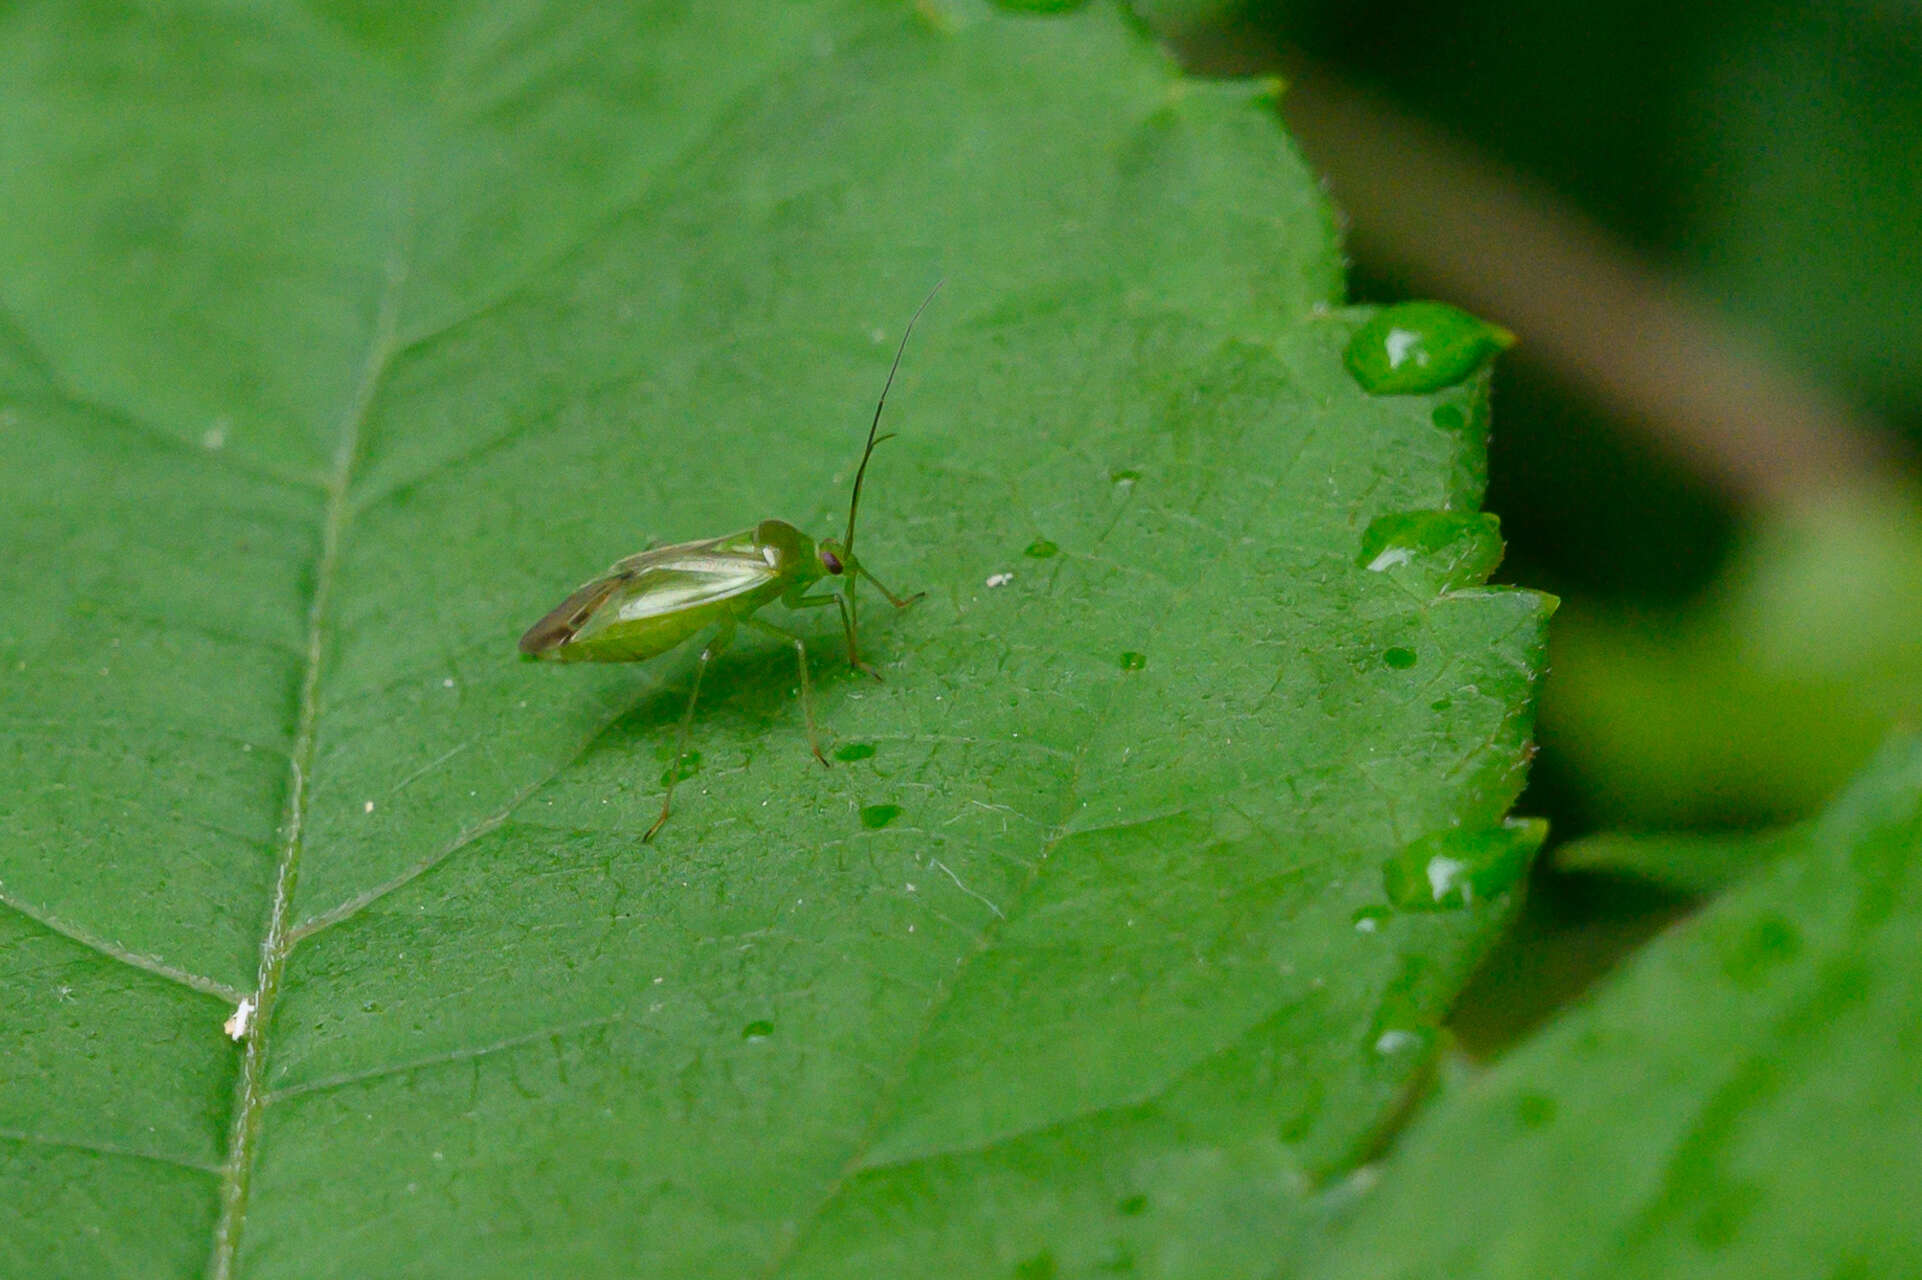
[0, 3, 1547, 1275]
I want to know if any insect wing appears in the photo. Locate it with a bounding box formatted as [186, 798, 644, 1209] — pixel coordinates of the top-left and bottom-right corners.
[518, 570, 634, 655]
[519, 531, 776, 655]
[601, 540, 779, 625]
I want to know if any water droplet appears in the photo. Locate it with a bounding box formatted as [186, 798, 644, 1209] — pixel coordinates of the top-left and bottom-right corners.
[835, 742, 877, 762]
[1372, 1028, 1431, 1057]
[860, 803, 902, 830]
[1109, 467, 1141, 486]
[1024, 538, 1058, 559]
[1690, 1181, 1759, 1250]
[1343, 302, 1513, 395]
[1381, 818, 1545, 911]
[992, 0, 1088, 15]
[741, 1020, 774, 1041]
[1383, 647, 1417, 670]
[1014, 1251, 1059, 1280]
[1431, 403, 1467, 431]
[659, 750, 703, 786]
[1352, 905, 1391, 934]
[1357, 510, 1504, 591]
[1719, 913, 1802, 988]
[1515, 1090, 1557, 1129]
[1118, 651, 1147, 671]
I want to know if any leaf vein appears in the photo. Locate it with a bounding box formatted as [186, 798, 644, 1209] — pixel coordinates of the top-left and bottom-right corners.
[0, 887, 244, 1003]
[206, 249, 410, 1280]
[0, 1126, 223, 1176]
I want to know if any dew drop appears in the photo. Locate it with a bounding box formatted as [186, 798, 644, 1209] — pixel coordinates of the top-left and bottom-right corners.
[1109, 467, 1141, 486]
[741, 1020, 774, 1042]
[1432, 403, 1468, 431]
[1373, 1028, 1430, 1057]
[1515, 1090, 1557, 1129]
[1024, 538, 1059, 559]
[1720, 913, 1803, 988]
[992, 0, 1088, 14]
[1118, 651, 1147, 671]
[860, 803, 902, 830]
[1014, 1251, 1059, 1280]
[1383, 647, 1418, 670]
[1344, 302, 1514, 395]
[1357, 509, 1504, 591]
[1381, 818, 1545, 910]
[835, 742, 877, 763]
[658, 750, 703, 786]
[1352, 905, 1391, 934]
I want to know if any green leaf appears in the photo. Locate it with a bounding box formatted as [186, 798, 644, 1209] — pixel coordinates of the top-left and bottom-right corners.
[0, 3, 1548, 1276]
[1553, 825, 1806, 897]
[1300, 731, 1922, 1280]
[1679, 8, 1922, 417]
[1543, 483, 1922, 828]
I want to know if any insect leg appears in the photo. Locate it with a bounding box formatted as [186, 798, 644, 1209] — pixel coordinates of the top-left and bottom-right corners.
[745, 616, 829, 767]
[644, 618, 734, 843]
[855, 563, 924, 610]
[786, 589, 879, 680]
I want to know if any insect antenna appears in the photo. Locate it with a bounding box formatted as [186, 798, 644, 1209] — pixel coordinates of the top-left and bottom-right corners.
[845, 279, 942, 555]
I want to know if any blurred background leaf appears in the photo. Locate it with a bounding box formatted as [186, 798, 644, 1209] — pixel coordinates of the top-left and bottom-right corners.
[1295, 731, 1922, 1280]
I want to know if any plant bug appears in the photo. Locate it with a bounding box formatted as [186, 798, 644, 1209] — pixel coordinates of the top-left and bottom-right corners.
[518, 286, 938, 841]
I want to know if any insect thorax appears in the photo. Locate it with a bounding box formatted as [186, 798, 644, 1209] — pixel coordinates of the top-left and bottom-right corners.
[755, 518, 820, 579]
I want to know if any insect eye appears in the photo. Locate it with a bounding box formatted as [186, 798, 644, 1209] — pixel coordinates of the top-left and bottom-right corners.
[821, 550, 844, 574]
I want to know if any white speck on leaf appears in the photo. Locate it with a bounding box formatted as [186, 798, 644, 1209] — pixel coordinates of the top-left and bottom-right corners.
[224, 997, 256, 1041]
[362, 800, 375, 814]
[985, 572, 1014, 588]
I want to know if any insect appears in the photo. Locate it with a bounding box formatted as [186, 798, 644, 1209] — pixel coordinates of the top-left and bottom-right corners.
[519, 286, 938, 841]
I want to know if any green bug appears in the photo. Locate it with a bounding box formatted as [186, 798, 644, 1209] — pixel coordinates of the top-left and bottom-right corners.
[519, 287, 937, 840]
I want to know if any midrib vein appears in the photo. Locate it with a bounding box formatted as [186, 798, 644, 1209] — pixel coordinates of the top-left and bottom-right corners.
[206, 260, 406, 1280]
